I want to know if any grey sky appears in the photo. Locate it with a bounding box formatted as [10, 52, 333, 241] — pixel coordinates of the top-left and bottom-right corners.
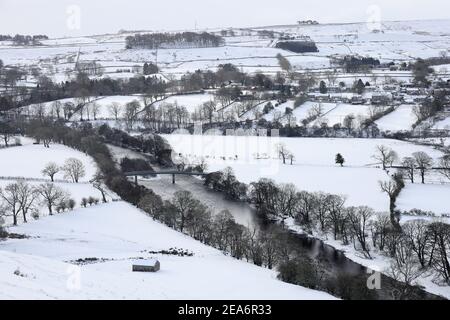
[0, 0, 449, 37]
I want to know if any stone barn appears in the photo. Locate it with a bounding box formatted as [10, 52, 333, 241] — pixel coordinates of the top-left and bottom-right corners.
[132, 259, 160, 272]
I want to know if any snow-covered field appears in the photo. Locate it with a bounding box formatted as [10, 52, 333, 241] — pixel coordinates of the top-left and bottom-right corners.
[0, 140, 335, 299]
[152, 93, 216, 113]
[375, 105, 418, 132]
[0, 143, 97, 181]
[2, 19, 450, 81]
[162, 134, 446, 213]
[432, 116, 450, 130]
[313, 103, 372, 127]
[397, 184, 450, 215]
[0, 201, 334, 300]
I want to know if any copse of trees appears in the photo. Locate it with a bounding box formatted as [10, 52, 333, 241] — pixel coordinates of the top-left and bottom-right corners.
[62, 158, 86, 183]
[0, 34, 48, 46]
[97, 124, 173, 166]
[411, 58, 434, 87]
[179, 64, 246, 91]
[125, 32, 224, 50]
[143, 62, 159, 75]
[336, 55, 381, 73]
[275, 41, 319, 53]
[276, 54, 292, 73]
[120, 157, 154, 173]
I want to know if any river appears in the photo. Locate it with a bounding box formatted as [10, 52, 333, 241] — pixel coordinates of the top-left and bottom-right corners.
[139, 172, 442, 300]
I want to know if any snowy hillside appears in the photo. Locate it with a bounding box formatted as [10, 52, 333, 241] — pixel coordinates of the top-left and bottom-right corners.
[2, 19, 450, 83]
[0, 201, 334, 300]
[0, 137, 335, 299]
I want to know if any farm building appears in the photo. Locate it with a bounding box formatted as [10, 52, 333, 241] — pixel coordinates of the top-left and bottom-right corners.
[132, 259, 161, 272]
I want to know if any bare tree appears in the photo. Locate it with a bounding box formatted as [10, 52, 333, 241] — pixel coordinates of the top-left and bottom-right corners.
[42, 162, 60, 182]
[0, 182, 22, 225]
[0, 122, 14, 147]
[373, 145, 398, 170]
[370, 213, 391, 251]
[326, 194, 346, 240]
[403, 220, 432, 268]
[195, 157, 208, 173]
[343, 114, 356, 134]
[346, 206, 373, 258]
[325, 70, 338, 87]
[37, 183, 66, 215]
[17, 181, 39, 223]
[438, 155, 450, 182]
[123, 100, 141, 131]
[172, 190, 203, 233]
[412, 151, 433, 184]
[91, 102, 100, 120]
[387, 237, 426, 300]
[276, 53, 292, 74]
[274, 183, 298, 218]
[427, 222, 450, 284]
[287, 153, 295, 165]
[108, 102, 121, 120]
[201, 101, 216, 124]
[276, 143, 290, 165]
[379, 176, 403, 230]
[401, 157, 416, 183]
[51, 101, 63, 119]
[90, 171, 108, 203]
[138, 192, 164, 220]
[62, 158, 86, 183]
[295, 191, 316, 225]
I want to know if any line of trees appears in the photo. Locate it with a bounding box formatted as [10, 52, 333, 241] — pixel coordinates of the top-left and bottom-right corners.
[275, 41, 319, 53]
[203, 168, 450, 288]
[0, 34, 48, 45]
[0, 180, 75, 225]
[0, 70, 167, 113]
[41, 158, 86, 183]
[335, 55, 381, 73]
[125, 32, 224, 49]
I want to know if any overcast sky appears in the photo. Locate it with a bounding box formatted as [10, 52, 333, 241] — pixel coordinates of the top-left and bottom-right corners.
[0, 0, 449, 37]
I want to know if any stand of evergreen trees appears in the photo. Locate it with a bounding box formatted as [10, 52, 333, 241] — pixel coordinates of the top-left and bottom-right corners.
[275, 41, 319, 53]
[126, 32, 224, 49]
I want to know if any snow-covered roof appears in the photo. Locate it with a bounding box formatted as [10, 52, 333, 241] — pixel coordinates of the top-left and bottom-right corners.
[133, 259, 159, 266]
